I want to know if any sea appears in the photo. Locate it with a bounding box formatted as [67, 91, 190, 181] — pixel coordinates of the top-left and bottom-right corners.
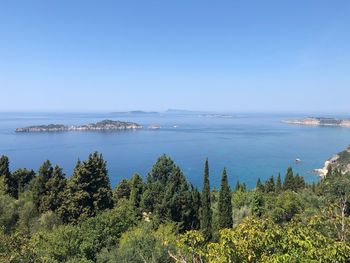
[0, 112, 349, 189]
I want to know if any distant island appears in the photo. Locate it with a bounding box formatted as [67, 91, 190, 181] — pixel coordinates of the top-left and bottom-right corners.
[284, 117, 350, 127]
[111, 110, 159, 115]
[16, 120, 143, 132]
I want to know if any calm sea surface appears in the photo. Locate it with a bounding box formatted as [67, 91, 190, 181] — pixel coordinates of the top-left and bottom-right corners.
[0, 112, 349, 188]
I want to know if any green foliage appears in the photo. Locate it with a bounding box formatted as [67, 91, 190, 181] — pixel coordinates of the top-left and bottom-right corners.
[33, 199, 137, 262]
[256, 178, 264, 192]
[129, 173, 143, 211]
[189, 186, 201, 230]
[234, 181, 246, 192]
[264, 175, 275, 193]
[203, 217, 350, 262]
[270, 191, 304, 223]
[0, 231, 38, 263]
[252, 191, 264, 217]
[319, 169, 350, 241]
[141, 155, 177, 213]
[43, 165, 67, 213]
[62, 153, 114, 223]
[200, 159, 212, 241]
[281, 167, 306, 193]
[141, 155, 198, 231]
[32, 160, 54, 213]
[16, 197, 38, 235]
[0, 153, 350, 262]
[0, 192, 18, 233]
[114, 179, 131, 200]
[97, 222, 177, 263]
[283, 166, 294, 191]
[0, 155, 17, 198]
[276, 173, 282, 193]
[12, 168, 35, 194]
[217, 168, 233, 229]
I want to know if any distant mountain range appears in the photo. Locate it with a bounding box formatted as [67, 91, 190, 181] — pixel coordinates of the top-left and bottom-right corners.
[111, 111, 159, 115]
[110, 109, 233, 118]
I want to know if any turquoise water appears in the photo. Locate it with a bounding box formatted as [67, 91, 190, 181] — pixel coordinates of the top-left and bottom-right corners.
[0, 112, 349, 188]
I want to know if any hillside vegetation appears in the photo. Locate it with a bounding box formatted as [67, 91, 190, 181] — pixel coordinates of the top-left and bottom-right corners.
[0, 153, 350, 262]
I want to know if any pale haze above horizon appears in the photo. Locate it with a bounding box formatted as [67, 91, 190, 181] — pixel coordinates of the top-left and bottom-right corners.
[0, 1, 349, 113]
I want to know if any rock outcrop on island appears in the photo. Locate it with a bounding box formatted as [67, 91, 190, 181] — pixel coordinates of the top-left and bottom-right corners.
[284, 117, 350, 127]
[16, 120, 143, 132]
[315, 146, 350, 177]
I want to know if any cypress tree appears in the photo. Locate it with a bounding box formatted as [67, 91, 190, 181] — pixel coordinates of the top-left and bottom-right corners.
[241, 183, 247, 192]
[0, 155, 17, 198]
[276, 173, 282, 193]
[256, 178, 264, 192]
[252, 191, 264, 217]
[265, 175, 275, 193]
[129, 173, 143, 210]
[283, 167, 294, 191]
[190, 186, 201, 230]
[218, 168, 233, 229]
[234, 181, 241, 192]
[294, 174, 305, 191]
[200, 159, 212, 241]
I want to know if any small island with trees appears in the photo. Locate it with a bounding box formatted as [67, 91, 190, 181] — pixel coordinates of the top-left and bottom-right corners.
[15, 120, 143, 132]
[284, 117, 350, 127]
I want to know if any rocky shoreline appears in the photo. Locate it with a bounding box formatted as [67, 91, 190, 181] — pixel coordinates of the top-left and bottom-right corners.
[284, 117, 350, 127]
[314, 146, 350, 177]
[16, 120, 143, 132]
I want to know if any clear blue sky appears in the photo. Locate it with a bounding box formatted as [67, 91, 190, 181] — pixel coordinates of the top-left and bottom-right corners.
[0, 0, 349, 113]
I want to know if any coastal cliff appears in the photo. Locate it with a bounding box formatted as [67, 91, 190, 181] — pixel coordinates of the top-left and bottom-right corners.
[16, 120, 143, 132]
[315, 146, 350, 177]
[284, 117, 350, 127]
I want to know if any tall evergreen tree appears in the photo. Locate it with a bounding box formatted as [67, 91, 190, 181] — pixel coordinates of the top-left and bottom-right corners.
[114, 179, 131, 200]
[12, 168, 35, 194]
[0, 155, 17, 198]
[218, 168, 233, 229]
[189, 185, 201, 230]
[139, 156, 195, 230]
[129, 173, 143, 211]
[234, 181, 241, 192]
[256, 178, 264, 192]
[294, 174, 305, 191]
[283, 167, 295, 191]
[265, 175, 275, 193]
[200, 159, 212, 241]
[32, 160, 53, 212]
[241, 183, 247, 192]
[42, 165, 67, 212]
[252, 192, 264, 217]
[63, 153, 114, 223]
[141, 155, 176, 213]
[163, 165, 194, 231]
[276, 173, 282, 193]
